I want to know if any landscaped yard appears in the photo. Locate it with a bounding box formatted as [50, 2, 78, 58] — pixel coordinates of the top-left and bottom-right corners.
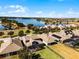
[49, 43, 79, 59]
[0, 41, 3, 46]
[35, 46, 62, 59]
[0, 28, 33, 38]
[1, 55, 20, 59]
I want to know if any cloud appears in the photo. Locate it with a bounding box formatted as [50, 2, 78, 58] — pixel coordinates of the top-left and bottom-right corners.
[67, 8, 79, 15]
[7, 5, 29, 13]
[35, 11, 44, 17]
[48, 8, 79, 18]
[0, 5, 79, 18]
[48, 11, 64, 18]
[36, 11, 43, 14]
[0, 5, 29, 16]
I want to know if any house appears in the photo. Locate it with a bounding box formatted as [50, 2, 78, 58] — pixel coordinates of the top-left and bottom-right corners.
[30, 35, 44, 45]
[57, 24, 65, 29]
[0, 38, 23, 57]
[19, 36, 33, 47]
[51, 34, 62, 41]
[63, 36, 79, 47]
[29, 38, 46, 51]
[31, 34, 56, 45]
[33, 38, 44, 45]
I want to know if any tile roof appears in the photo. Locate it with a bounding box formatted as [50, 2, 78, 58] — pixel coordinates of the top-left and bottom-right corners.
[0, 38, 23, 55]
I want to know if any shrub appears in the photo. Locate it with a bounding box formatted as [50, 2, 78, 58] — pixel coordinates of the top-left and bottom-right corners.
[0, 32, 4, 36]
[25, 30, 30, 34]
[8, 31, 14, 36]
[18, 30, 25, 36]
[0, 41, 4, 46]
[27, 24, 34, 29]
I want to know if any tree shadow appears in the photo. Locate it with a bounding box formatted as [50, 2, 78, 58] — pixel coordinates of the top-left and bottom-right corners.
[32, 53, 43, 59]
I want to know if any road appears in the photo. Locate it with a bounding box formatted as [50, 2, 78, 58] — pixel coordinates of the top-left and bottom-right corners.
[51, 43, 79, 59]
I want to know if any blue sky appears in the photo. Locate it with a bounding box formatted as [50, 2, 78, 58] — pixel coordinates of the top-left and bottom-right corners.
[0, 0, 79, 18]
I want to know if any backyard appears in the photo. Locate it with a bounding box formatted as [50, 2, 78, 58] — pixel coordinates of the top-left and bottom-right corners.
[0, 28, 33, 38]
[35, 46, 62, 59]
[49, 43, 79, 59]
[1, 55, 20, 59]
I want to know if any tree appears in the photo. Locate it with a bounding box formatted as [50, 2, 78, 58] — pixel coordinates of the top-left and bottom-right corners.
[76, 26, 79, 30]
[25, 30, 31, 35]
[0, 41, 4, 47]
[27, 24, 34, 29]
[32, 53, 42, 59]
[1, 17, 8, 23]
[51, 27, 60, 33]
[17, 22, 25, 27]
[74, 42, 79, 48]
[0, 32, 4, 36]
[1, 17, 25, 30]
[7, 31, 14, 38]
[33, 28, 40, 34]
[1, 18, 12, 30]
[41, 28, 49, 34]
[8, 21, 12, 30]
[18, 30, 30, 59]
[18, 30, 25, 37]
[36, 18, 41, 21]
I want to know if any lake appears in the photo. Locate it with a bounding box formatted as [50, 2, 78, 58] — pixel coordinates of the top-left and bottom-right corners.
[0, 18, 45, 30]
[14, 18, 45, 27]
[0, 24, 4, 30]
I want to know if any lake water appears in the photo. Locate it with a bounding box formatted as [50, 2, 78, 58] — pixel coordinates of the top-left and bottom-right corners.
[14, 18, 45, 27]
[0, 18, 45, 30]
[0, 24, 4, 30]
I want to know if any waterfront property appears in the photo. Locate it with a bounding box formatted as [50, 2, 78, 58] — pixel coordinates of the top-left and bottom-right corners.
[0, 17, 79, 59]
[0, 34, 59, 59]
[0, 38, 23, 58]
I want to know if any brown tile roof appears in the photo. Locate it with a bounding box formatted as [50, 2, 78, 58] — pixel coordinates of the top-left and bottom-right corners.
[0, 38, 23, 54]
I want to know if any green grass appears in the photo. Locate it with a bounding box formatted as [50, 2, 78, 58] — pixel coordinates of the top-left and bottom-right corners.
[0, 41, 3, 46]
[0, 28, 33, 38]
[35, 47, 62, 59]
[2, 55, 20, 59]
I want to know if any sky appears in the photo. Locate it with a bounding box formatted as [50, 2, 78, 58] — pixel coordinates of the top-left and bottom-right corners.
[0, 0, 79, 18]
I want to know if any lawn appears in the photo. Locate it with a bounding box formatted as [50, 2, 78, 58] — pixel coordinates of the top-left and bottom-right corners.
[0, 41, 3, 46]
[0, 28, 33, 38]
[1, 55, 20, 59]
[49, 43, 79, 59]
[35, 47, 62, 59]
